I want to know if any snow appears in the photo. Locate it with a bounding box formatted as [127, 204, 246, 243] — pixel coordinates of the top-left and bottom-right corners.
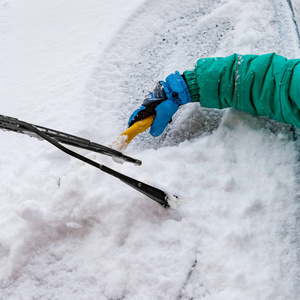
[0, 0, 300, 299]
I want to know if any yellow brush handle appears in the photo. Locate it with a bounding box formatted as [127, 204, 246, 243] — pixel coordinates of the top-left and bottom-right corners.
[110, 116, 155, 151]
[121, 115, 154, 144]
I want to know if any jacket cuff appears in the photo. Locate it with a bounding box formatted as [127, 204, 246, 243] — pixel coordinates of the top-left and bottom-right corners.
[183, 70, 200, 103]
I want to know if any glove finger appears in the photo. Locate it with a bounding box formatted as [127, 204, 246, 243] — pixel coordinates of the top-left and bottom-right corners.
[128, 106, 145, 127]
[150, 100, 179, 137]
[128, 99, 166, 127]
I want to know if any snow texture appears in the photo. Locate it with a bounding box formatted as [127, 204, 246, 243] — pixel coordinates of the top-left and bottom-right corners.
[0, 0, 300, 299]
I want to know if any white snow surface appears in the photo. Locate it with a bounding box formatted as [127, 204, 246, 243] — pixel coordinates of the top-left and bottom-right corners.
[1, 0, 300, 299]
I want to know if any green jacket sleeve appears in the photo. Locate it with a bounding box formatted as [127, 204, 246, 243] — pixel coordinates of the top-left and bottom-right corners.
[183, 53, 300, 127]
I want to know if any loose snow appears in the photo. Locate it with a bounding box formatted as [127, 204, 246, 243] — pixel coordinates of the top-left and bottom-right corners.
[1, 0, 300, 299]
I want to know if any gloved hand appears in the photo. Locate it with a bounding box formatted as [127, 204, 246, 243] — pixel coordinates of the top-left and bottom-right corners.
[128, 71, 191, 137]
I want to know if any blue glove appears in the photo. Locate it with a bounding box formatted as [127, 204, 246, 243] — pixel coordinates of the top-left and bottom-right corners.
[128, 71, 191, 137]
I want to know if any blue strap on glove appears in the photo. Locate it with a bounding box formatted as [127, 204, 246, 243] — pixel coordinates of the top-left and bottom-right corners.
[128, 71, 191, 137]
[160, 71, 191, 105]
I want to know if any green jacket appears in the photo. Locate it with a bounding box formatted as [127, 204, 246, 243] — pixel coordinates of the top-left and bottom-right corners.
[183, 53, 300, 127]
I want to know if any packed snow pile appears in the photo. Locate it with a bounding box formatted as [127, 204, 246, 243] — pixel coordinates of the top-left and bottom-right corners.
[1, 0, 300, 299]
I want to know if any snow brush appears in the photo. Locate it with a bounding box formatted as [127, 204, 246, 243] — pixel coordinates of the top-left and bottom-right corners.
[0, 114, 170, 207]
[110, 116, 154, 151]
